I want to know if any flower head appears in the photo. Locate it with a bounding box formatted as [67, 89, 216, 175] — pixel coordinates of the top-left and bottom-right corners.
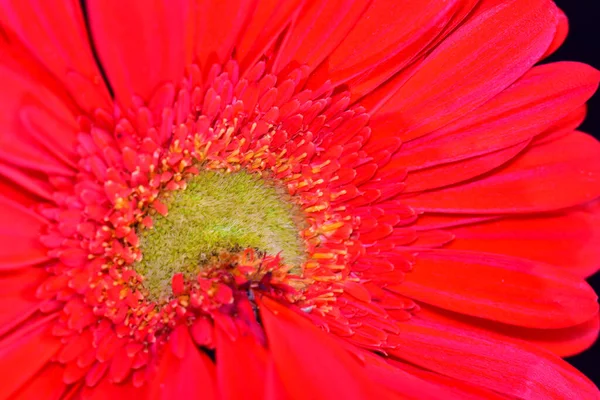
[1, 0, 600, 399]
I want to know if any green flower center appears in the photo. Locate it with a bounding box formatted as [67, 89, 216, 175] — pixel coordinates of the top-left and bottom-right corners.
[136, 170, 306, 298]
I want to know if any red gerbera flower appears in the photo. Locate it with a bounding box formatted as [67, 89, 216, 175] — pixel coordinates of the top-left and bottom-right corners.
[1, 0, 600, 398]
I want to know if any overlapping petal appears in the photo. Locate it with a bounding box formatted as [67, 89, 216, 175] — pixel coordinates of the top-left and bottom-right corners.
[87, 0, 195, 107]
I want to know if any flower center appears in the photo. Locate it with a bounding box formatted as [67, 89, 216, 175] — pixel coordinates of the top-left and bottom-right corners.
[137, 169, 306, 298]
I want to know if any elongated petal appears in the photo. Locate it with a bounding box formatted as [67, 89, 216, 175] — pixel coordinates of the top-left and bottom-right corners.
[193, 0, 256, 68]
[388, 360, 509, 400]
[393, 62, 600, 172]
[389, 249, 598, 328]
[234, 0, 305, 72]
[542, 5, 569, 59]
[345, 0, 483, 101]
[402, 131, 600, 213]
[0, 64, 79, 176]
[0, 197, 48, 269]
[357, 349, 468, 400]
[80, 380, 146, 400]
[0, 321, 61, 399]
[0, 268, 47, 337]
[388, 310, 599, 399]
[0, 0, 110, 111]
[369, 0, 556, 142]
[272, 0, 371, 75]
[216, 327, 268, 400]
[422, 306, 600, 358]
[306, 0, 459, 95]
[87, 0, 194, 106]
[403, 140, 529, 193]
[447, 200, 600, 277]
[10, 363, 66, 400]
[259, 297, 394, 400]
[149, 325, 216, 399]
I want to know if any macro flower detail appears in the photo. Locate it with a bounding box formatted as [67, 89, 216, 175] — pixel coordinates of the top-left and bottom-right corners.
[1, 0, 600, 399]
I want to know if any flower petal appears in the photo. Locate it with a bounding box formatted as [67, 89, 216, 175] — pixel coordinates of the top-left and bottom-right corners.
[389, 249, 598, 328]
[423, 306, 600, 358]
[0, 320, 61, 399]
[403, 140, 530, 193]
[305, 0, 460, 97]
[387, 360, 509, 400]
[542, 4, 569, 59]
[391, 62, 600, 172]
[259, 297, 394, 399]
[446, 200, 600, 278]
[80, 380, 145, 400]
[389, 310, 599, 399]
[193, 0, 256, 68]
[369, 0, 557, 143]
[402, 131, 600, 213]
[346, 0, 485, 102]
[357, 349, 470, 400]
[0, 268, 48, 337]
[9, 363, 67, 400]
[234, 0, 305, 72]
[272, 0, 371, 75]
[216, 327, 268, 400]
[0, 0, 111, 111]
[87, 0, 195, 106]
[0, 197, 48, 269]
[149, 325, 216, 399]
[0, 64, 79, 176]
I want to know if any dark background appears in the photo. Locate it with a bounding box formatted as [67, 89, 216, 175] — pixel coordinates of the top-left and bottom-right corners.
[550, 0, 600, 386]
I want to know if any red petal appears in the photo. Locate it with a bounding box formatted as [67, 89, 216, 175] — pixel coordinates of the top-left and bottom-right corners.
[0, 268, 47, 336]
[0, 172, 43, 207]
[423, 305, 600, 358]
[272, 0, 371, 75]
[0, 163, 54, 201]
[87, 0, 194, 106]
[414, 213, 495, 231]
[234, 0, 305, 72]
[500, 315, 600, 358]
[0, 320, 61, 399]
[403, 140, 529, 193]
[358, 350, 468, 400]
[447, 200, 600, 277]
[80, 380, 146, 400]
[542, 5, 569, 59]
[390, 249, 598, 328]
[402, 131, 600, 213]
[193, 0, 256, 68]
[0, 64, 79, 177]
[369, 0, 556, 142]
[9, 362, 66, 400]
[216, 328, 268, 400]
[306, 0, 459, 96]
[345, 1, 485, 102]
[264, 358, 292, 400]
[392, 62, 600, 172]
[0, 0, 111, 111]
[0, 197, 48, 269]
[259, 297, 394, 399]
[535, 104, 588, 144]
[389, 359, 522, 400]
[388, 309, 600, 399]
[149, 326, 216, 399]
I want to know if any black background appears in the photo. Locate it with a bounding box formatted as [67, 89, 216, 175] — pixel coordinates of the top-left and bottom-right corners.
[550, 0, 600, 386]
